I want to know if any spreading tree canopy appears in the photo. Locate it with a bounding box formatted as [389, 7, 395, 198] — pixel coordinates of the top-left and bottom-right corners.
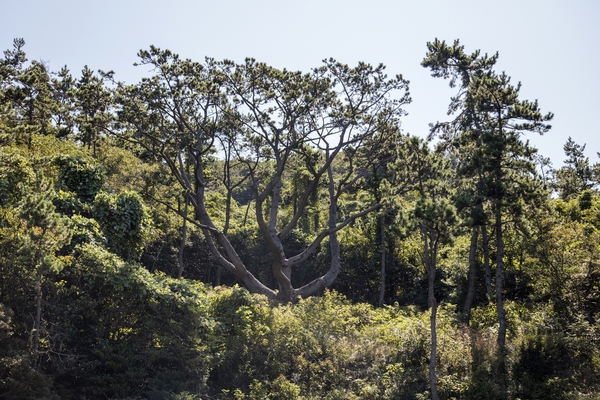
[115, 47, 410, 301]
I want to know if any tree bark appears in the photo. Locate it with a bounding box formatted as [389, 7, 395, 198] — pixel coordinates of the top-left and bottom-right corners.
[378, 212, 386, 307]
[295, 164, 341, 300]
[482, 224, 493, 301]
[494, 197, 509, 399]
[463, 225, 479, 319]
[34, 277, 42, 356]
[495, 201, 507, 348]
[429, 288, 439, 400]
[427, 232, 439, 400]
[177, 198, 188, 279]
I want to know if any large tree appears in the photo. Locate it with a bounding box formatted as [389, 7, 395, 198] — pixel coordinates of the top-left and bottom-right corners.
[115, 47, 410, 301]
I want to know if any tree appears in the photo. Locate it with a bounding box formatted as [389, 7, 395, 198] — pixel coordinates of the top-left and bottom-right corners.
[0, 39, 56, 148]
[423, 39, 553, 352]
[115, 47, 410, 302]
[16, 178, 71, 364]
[555, 137, 595, 199]
[359, 130, 406, 306]
[50, 65, 76, 139]
[73, 66, 114, 157]
[409, 137, 457, 400]
[422, 40, 499, 318]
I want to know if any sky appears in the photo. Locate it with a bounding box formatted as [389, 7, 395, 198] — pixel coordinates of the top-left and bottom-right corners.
[2, 0, 599, 167]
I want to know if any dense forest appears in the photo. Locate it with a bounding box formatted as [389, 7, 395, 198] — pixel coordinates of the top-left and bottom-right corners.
[0, 37, 599, 399]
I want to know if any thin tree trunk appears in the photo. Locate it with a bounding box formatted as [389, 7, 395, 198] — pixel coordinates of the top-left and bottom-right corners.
[420, 222, 439, 400]
[427, 236, 439, 400]
[34, 278, 42, 356]
[429, 291, 439, 400]
[495, 201, 507, 348]
[463, 225, 479, 319]
[495, 199, 508, 399]
[482, 224, 493, 301]
[378, 212, 386, 306]
[33, 271, 43, 371]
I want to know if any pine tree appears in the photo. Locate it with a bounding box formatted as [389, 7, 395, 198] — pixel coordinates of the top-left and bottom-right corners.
[423, 39, 553, 352]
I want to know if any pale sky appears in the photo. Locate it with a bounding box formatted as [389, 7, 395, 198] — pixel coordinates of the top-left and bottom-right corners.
[2, 0, 599, 167]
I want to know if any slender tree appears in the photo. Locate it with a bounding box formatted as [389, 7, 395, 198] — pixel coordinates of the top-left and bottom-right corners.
[423, 39, 553, 350]
[17, 178, 71, 366]
[410, 137, 457, 400]
[0, 39, 56, 147]
[74, 66, 114, 157]
[555, 137, 595, 199]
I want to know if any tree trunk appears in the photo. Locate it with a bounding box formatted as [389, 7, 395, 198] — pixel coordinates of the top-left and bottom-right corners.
[312, 187, 319, 233]
[34, 278, 42, 354]
[429, 292, 439, 400]
[482, 224, 493, 301]
[463, 225, 479, 319]
[378, 212, 386, 306]
[495, 201, 507, 348]
[427, 236, 439, 400]
[217, 188, 236, 287]
[420, 221, 439, 400]
[295, 164, 342, 300]
[33, 273, 42, 370]
[177, 198, 188, 279]
[495, 199, 508, 398]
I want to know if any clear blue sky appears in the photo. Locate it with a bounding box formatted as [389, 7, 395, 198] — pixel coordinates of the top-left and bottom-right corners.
[2, 0, 599, 167]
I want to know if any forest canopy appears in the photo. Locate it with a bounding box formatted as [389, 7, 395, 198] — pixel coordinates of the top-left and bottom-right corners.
[1, 38, 599, 399]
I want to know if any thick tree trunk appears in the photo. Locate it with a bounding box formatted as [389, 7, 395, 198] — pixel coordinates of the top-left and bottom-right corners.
[217, 189, 236, 287]
[312, 186, 319, 233]
[463, 225, 479, 319]
[177, 198, 188, 279]
[378, 213, 386, 306]
[193, 173, 278, 299]
[295, 164, 342, 300]
[191, 150, 374, 302]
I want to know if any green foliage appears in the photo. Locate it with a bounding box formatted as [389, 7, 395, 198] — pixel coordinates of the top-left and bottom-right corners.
[0, 39, 56, 146]
[93, 190, 150, 261]
[53, 154, 105, 203]
[248, 375, 302, 400]
[0, 304, 57, 400]
[49, 243, 214, 399]
[207, 286, 274, 391]
[16, 180, 72, 275]
[509, 313, 600, 399]
[514, 333, 574, 399]
[2, 38, 600, 399]
[555, 137, 595, 200]
[0, 150, 33, 206]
